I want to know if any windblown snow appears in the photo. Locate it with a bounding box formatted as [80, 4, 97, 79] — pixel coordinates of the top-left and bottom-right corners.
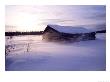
[5, 33, 106, 71]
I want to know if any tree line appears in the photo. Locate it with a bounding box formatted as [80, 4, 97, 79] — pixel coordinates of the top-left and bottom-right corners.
[95, 30, 106, 33]
[5, 30, 106, 36]
[5, 31, 43, 36]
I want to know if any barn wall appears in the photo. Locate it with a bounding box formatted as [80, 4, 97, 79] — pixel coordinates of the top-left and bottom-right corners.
[43, 29, 61, 41]
[60, 32, 96, 42]
[43, 28, 96, 42]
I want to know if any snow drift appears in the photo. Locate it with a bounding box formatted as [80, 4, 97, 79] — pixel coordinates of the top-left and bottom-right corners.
[5, 33, 106, 71]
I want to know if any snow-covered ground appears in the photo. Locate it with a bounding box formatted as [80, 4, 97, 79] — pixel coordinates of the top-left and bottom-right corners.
[5, 33, 106, 71]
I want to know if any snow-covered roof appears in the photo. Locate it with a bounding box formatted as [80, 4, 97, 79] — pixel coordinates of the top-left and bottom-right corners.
[47, 24, 93, 34]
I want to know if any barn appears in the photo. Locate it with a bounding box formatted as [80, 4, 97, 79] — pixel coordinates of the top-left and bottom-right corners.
[42, 24, 96, 42]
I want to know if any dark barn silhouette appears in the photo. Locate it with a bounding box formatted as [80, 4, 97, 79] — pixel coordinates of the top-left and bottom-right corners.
[43, 25, 96, 42]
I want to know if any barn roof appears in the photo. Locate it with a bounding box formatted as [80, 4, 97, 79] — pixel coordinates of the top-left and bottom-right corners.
[47, 24, 93, 34]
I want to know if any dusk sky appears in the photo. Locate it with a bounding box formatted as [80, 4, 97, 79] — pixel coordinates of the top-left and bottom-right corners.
[5, 5, 106, 32]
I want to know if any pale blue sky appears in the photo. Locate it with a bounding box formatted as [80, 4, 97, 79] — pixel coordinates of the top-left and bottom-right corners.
[5, 5, 106, 31]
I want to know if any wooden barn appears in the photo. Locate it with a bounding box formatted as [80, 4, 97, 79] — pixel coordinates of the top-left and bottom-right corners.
[42, 24, 96, 42]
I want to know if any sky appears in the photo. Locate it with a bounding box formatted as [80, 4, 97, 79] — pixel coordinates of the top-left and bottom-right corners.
[5, 5, 106, 32]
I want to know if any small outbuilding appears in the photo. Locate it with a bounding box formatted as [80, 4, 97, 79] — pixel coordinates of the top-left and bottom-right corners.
[42, 24, 96, 42]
